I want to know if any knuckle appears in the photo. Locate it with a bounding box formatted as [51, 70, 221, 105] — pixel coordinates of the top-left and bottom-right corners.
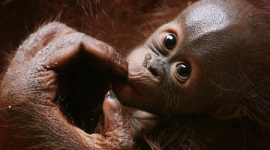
[33, 22, 75, 45]
[39, 21, 73, 34]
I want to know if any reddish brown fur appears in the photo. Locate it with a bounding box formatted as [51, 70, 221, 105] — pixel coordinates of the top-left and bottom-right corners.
[0, 21, 158, 149]
[0, 0, 270, 150]
[0, 0, 196, 71]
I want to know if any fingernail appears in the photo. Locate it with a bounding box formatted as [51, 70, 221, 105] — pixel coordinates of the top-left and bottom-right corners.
[107, 90, 116, 99]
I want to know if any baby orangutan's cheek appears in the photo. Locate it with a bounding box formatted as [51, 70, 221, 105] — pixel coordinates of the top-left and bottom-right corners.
[112, 80, 165, 113]
[128, 50, 159, 86]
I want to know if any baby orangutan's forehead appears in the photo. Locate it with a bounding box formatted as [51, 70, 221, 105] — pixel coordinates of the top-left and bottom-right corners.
[167, 0, 256, 59]
[178, 0, 239, 41]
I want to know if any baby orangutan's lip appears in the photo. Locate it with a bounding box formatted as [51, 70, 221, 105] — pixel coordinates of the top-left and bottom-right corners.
[142, 52, 165, 82]
[143, 51, 158, 69]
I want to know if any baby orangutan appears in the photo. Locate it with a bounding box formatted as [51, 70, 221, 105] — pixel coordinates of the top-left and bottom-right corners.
[1, 0, 270, 149]
[112, 0, 270, 149]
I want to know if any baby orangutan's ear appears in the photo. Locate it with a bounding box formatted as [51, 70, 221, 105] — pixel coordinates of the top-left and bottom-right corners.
[214, 105, 247, 120]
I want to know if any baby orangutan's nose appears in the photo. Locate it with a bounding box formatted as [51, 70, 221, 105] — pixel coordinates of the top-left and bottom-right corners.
[146, 55, 165, 82]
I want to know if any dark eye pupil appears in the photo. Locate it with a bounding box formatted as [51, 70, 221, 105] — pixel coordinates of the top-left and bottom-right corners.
[164, 33, 176, 50]
[177, 64, 190, 78]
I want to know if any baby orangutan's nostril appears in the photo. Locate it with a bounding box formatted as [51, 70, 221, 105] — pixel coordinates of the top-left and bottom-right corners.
[148, 67, 159, 77]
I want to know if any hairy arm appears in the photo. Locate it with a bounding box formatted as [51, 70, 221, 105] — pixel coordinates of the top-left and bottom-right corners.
[0, 22, 158, 150]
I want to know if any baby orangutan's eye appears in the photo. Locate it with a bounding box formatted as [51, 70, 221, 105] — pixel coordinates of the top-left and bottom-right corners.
[176, 63, 190, 79]
[163, 33, 177, 51]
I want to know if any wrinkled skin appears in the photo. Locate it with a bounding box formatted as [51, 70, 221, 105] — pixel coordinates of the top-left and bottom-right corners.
[0, 22, 158, 150]
[0, 0, 270, 149]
